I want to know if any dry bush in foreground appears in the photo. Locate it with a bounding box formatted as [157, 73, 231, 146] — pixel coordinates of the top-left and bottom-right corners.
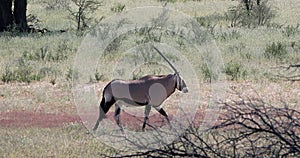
[275, 64, 300, 81]
[103, 92, 300, 157]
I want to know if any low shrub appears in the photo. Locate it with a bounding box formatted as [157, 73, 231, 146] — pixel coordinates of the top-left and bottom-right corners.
[225, 0, 276, 27]
[264, 42, 288, 60]
[201, 63, 217, 82]
[224, 62, 247, 80]
[1, 58, 43, 83]
[282, 24, 299, 37]
[111, 4, 125, 13]
[66, 67, 79, 82]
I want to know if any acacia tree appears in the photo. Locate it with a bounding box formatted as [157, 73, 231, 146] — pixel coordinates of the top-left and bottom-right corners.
[227, 0, 275, 27]
[0, 0, 28, 32]
[68, 0, 102, 34]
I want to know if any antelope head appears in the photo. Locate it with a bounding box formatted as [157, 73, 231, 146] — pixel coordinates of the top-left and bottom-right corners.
[174, 73, 188, 93]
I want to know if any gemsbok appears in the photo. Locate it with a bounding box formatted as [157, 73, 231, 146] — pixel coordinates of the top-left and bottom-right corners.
[93, 46, 188, 133]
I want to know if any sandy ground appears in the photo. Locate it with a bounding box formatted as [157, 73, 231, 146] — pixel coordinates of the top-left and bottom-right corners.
[0, 80, 299, 129]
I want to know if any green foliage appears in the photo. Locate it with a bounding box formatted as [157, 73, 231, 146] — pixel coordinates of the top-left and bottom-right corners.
[195, 17, 216, 35]
[105, 35, 125, 54]
[34, 47, 49, 61]
[194, 14, 225, 36]
[42, 0, 70, 10]
[132, 69, 143, 80]
[228, 42, 246, 54]
[218, 29, 241, 41]
[282, 24, 299, 37]
[39, 67, 60, 78]
[0, 38, 75, 84]
[111, 3, 125, 13]
[264, 42, 288, 60]
[65, 67, 79, 82]
[1, 58, 43, 83]
[1, 65, 15, 83]
[134, 27, 163, 45]
[22, 40, 72, 62]
[290, 41, 300, 52]
[131, 62, 164, 80]
[225, 0, 276, 27]
[55, 40, 73, 61]
[224, 62, 247, 81]
[195, 17, 212, 28]
[201, 63, 217, 82]
[68, 0, 103, 34]
[94, 70, 105, 82]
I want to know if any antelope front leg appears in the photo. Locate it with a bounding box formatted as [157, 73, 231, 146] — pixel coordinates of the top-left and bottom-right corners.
[142, 104, 151, 131]
[155, 106, 172, 129]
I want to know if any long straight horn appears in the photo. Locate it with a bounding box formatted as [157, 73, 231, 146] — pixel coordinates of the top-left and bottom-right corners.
[152, 45, 179, 74]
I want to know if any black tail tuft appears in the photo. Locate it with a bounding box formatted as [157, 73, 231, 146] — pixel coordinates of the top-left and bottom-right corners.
[101, 97, 115, 114]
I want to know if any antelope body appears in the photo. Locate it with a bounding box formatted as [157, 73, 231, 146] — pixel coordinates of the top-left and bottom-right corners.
[93, 46, 188, 132]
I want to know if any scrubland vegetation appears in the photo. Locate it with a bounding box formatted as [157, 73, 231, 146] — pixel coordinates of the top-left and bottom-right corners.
[0, 0, 299, 157]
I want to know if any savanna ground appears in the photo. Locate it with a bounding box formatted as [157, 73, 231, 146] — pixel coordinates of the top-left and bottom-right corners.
[1, 0, 300, 157]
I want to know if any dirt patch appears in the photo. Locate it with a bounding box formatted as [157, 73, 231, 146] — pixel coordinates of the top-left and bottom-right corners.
[0, 110, 173, 129]
[0, 110, 207, 129]
[0, 111, 81, 128]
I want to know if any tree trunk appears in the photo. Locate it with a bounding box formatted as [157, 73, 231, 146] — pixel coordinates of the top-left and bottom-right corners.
[243, 0, 251, 11]
[257, 0, 260, 5]
[14, 0, 28, 31]
[0, 0, 28, 32]
[0, 0, 13, 31]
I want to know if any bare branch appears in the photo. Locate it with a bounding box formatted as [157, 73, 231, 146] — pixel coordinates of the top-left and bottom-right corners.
[271, 63, 300, 81]
[103, 90, 300, 157]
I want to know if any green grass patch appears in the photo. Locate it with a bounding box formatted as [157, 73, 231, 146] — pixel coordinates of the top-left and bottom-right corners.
[264, 41, 288, 60]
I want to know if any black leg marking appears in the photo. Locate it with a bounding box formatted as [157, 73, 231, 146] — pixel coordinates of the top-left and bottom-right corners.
[93, 97, 115, 131]
[157, 108, 171, 128]
[142, 105, 151, 131]
[114, 104, 125, 134]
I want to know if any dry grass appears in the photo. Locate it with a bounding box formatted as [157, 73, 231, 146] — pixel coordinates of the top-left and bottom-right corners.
[1, 0, 300, 157]
[0, 124, 116, 157]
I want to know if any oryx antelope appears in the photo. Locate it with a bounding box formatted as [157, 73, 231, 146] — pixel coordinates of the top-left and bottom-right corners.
[93, 46, 188, 133]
